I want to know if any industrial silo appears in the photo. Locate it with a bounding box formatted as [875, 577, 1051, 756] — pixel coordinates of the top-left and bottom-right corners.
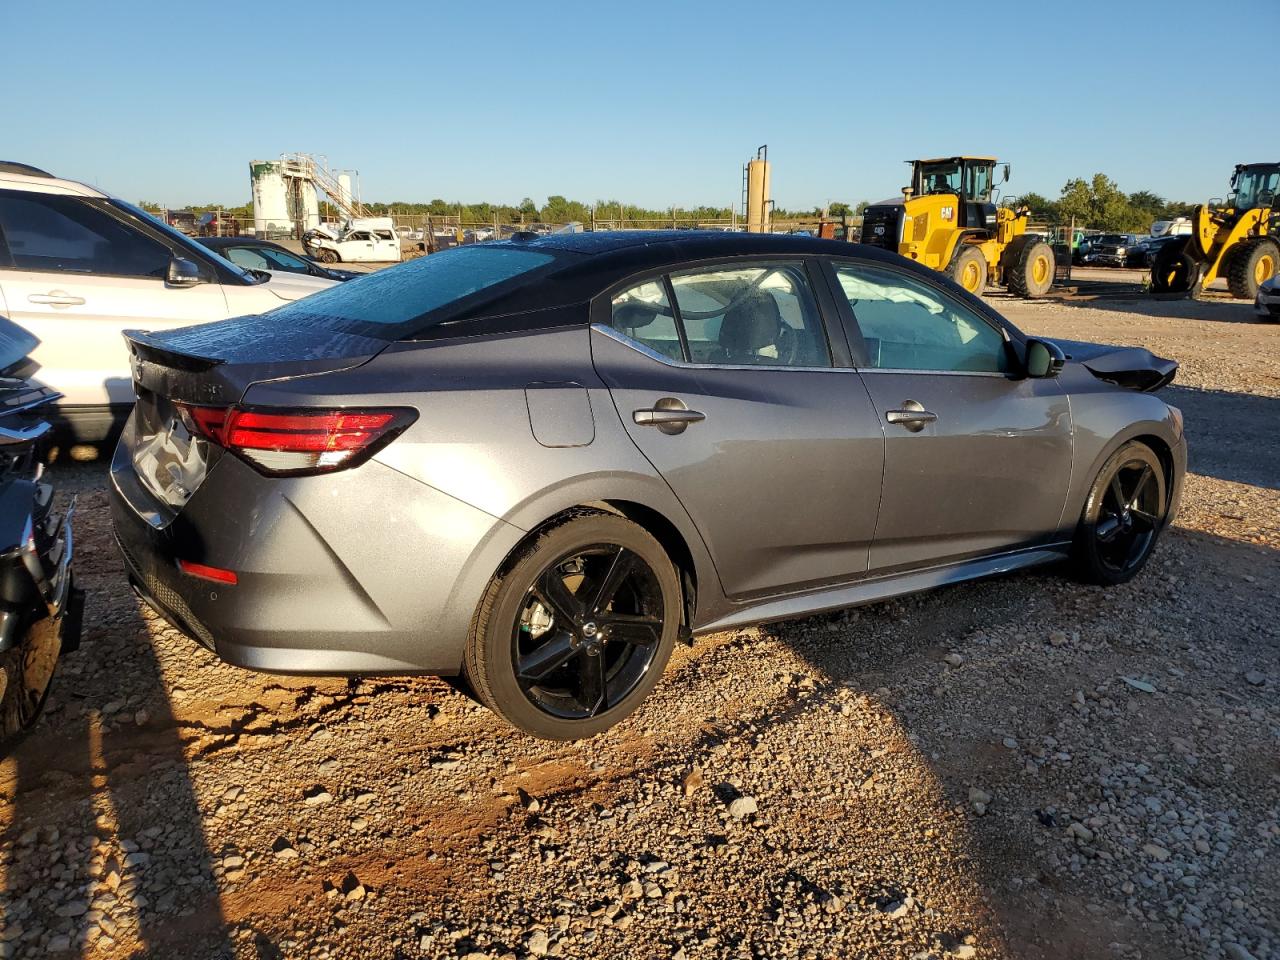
[250, 161, 290, 237]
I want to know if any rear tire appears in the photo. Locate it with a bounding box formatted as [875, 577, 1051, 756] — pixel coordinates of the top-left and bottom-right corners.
[1071, 441, 1167, 586]
[947, 245, 988, 295]
[0, 617, 61, 755]
[463, 513, 681, 740]
[1150, 239, 1202, 294]
[1226, 237, 1280, 300]
[1004, 237, 1055, 298]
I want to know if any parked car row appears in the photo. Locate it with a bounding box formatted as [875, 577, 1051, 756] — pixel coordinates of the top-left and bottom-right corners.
[1075, 233, 1192, 269]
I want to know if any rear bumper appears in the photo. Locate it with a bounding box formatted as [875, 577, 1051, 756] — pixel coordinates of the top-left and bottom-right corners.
[109, 424, 524, 675]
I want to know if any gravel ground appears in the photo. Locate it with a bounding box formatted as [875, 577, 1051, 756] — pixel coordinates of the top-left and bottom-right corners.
[0, 293, 1276, 960]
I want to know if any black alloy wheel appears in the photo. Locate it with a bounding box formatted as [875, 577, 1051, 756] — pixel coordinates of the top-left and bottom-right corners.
[464, 513, 681, 739]
[1074, 441, 1167, 585]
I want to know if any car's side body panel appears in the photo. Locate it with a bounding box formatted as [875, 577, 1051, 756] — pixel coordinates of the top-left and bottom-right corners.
[858, 370, 1073, 571]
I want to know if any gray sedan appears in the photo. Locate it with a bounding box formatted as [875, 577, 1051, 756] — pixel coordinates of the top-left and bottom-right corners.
[110, 232, 1186, 739]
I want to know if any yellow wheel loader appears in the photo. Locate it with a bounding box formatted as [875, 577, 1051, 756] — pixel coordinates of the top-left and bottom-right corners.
[1151, 162, 1279, 298]
[859, 156, 1055, 298]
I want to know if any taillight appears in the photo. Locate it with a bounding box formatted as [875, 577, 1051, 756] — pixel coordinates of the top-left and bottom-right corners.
[177, 404, 414, 476]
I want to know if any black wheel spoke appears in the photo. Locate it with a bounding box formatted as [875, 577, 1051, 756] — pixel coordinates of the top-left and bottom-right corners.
[577, 651, 606, 715]
[1127, 465, 1153, 509]
[588, 547, 636, 614]
[516, 631, 577, 682]
[533, 568, 582, 627]
[600, 613, 662, 647]
[1108, 473, 1126, 511]
[1131, 507, 1159, 527]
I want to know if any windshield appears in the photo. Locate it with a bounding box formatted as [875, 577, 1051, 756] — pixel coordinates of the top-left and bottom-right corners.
[108, 199, 260, 282]
[916, 161, 962, 196]
[261, 245, 558, 339]
[1232, 166, 1280, 210]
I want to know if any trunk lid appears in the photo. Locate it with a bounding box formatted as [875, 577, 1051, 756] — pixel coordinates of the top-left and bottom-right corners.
[123, 314, 389, 512]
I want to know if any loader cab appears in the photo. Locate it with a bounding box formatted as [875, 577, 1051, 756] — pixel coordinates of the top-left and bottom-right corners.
[1229, 163, 1280, 213]
[909, 157, 1006, 234]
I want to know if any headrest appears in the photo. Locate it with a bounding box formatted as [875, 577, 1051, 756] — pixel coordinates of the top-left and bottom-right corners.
[613, 302, 661, 331]
[718, 293, 781, 353]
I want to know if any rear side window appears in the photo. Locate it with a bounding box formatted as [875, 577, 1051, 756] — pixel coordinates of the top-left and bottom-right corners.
[609, 281, 682, 361]
[263, 244, 557, 339]
[0, 191, 171, 278]
[608, 261, 832, 368]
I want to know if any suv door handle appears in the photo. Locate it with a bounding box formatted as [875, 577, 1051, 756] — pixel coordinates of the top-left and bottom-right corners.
[28, 291, 85, 307]
[885, 399, 937, 432]
[633, 398, 705, 435]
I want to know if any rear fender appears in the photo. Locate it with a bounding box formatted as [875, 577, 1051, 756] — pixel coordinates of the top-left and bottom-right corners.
[498, 470, 725, 626]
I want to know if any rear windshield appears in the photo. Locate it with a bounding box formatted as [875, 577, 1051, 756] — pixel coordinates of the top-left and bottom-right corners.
[263, 245, 558, 339]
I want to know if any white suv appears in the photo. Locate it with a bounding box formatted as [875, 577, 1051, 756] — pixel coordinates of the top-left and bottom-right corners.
[0, 161, 338, 440]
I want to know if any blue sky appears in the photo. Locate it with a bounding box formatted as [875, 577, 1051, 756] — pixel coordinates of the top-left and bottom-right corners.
[5, 0, 1278, 210]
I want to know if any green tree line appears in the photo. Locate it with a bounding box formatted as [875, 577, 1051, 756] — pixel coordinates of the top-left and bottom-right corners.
[140, 174, 1194, 231]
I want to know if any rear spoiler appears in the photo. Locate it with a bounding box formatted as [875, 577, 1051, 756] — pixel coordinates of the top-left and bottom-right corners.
[123, 329, 225, 373]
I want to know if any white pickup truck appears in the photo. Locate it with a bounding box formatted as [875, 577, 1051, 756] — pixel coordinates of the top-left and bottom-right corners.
[0, 161, 338, 440]
[304, 217, 402, 264]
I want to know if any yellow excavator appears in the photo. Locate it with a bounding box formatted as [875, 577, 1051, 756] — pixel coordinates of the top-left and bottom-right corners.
[859, 156, 1055, 297]
[1151, 162, 1279, 298]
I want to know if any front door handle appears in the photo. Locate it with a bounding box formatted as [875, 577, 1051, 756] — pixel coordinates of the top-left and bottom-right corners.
[633, 398, 705, 435]
[28, 291, 85, 307]
[885, 399, 937, 432]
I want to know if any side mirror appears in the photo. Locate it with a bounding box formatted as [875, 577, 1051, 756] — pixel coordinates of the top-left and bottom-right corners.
[1002, 163, 1011, 182]
[1025, 338, 1066, 378]
[166, 257, 208, 287]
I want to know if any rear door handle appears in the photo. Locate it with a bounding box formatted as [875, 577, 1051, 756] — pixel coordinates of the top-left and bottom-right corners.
[885, 399, 937, 432]
[28, 291, 85, 307]
[633, 398, 705, 435]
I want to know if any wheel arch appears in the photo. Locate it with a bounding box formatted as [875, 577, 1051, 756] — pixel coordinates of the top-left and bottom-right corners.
[491, 477, 724, 631]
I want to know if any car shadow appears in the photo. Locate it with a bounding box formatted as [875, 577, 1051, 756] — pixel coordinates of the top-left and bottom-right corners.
[0, 472, 234, 958]
[649, 523, 1279, 959]
[1164, 385, 1280, 490]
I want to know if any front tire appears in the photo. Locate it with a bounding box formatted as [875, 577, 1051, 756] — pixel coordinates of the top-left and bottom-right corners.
[1004, 237, 1055, 298]
[0, 617, 61, 755]
[1071, 441, 1167, 586]
[1150, 239, 1202, 294]
[948, 245, 988, 295]
[317, 248, 340, 264]
[463, 513, 681, 740]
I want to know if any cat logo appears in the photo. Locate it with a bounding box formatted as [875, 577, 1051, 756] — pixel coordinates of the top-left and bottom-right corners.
[941, 206, 954, 221]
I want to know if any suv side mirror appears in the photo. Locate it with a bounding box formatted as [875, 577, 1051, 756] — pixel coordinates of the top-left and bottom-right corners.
[166, 257, 208, 287]
[1025, 338, 1066, 378]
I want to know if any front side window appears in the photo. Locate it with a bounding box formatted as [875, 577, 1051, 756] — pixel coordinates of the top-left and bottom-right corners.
[669, 262, 831, 367]
[833, 263, 1008, 373]
[0, 191, 171, 278]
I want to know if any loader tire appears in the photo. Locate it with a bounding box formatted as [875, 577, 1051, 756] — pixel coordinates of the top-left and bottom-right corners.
[1150, 239, 1202, 295]
[1005, 236, 1055, 298]
[1226, 238, 1280, 300]
[947, 245, 988, 295]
